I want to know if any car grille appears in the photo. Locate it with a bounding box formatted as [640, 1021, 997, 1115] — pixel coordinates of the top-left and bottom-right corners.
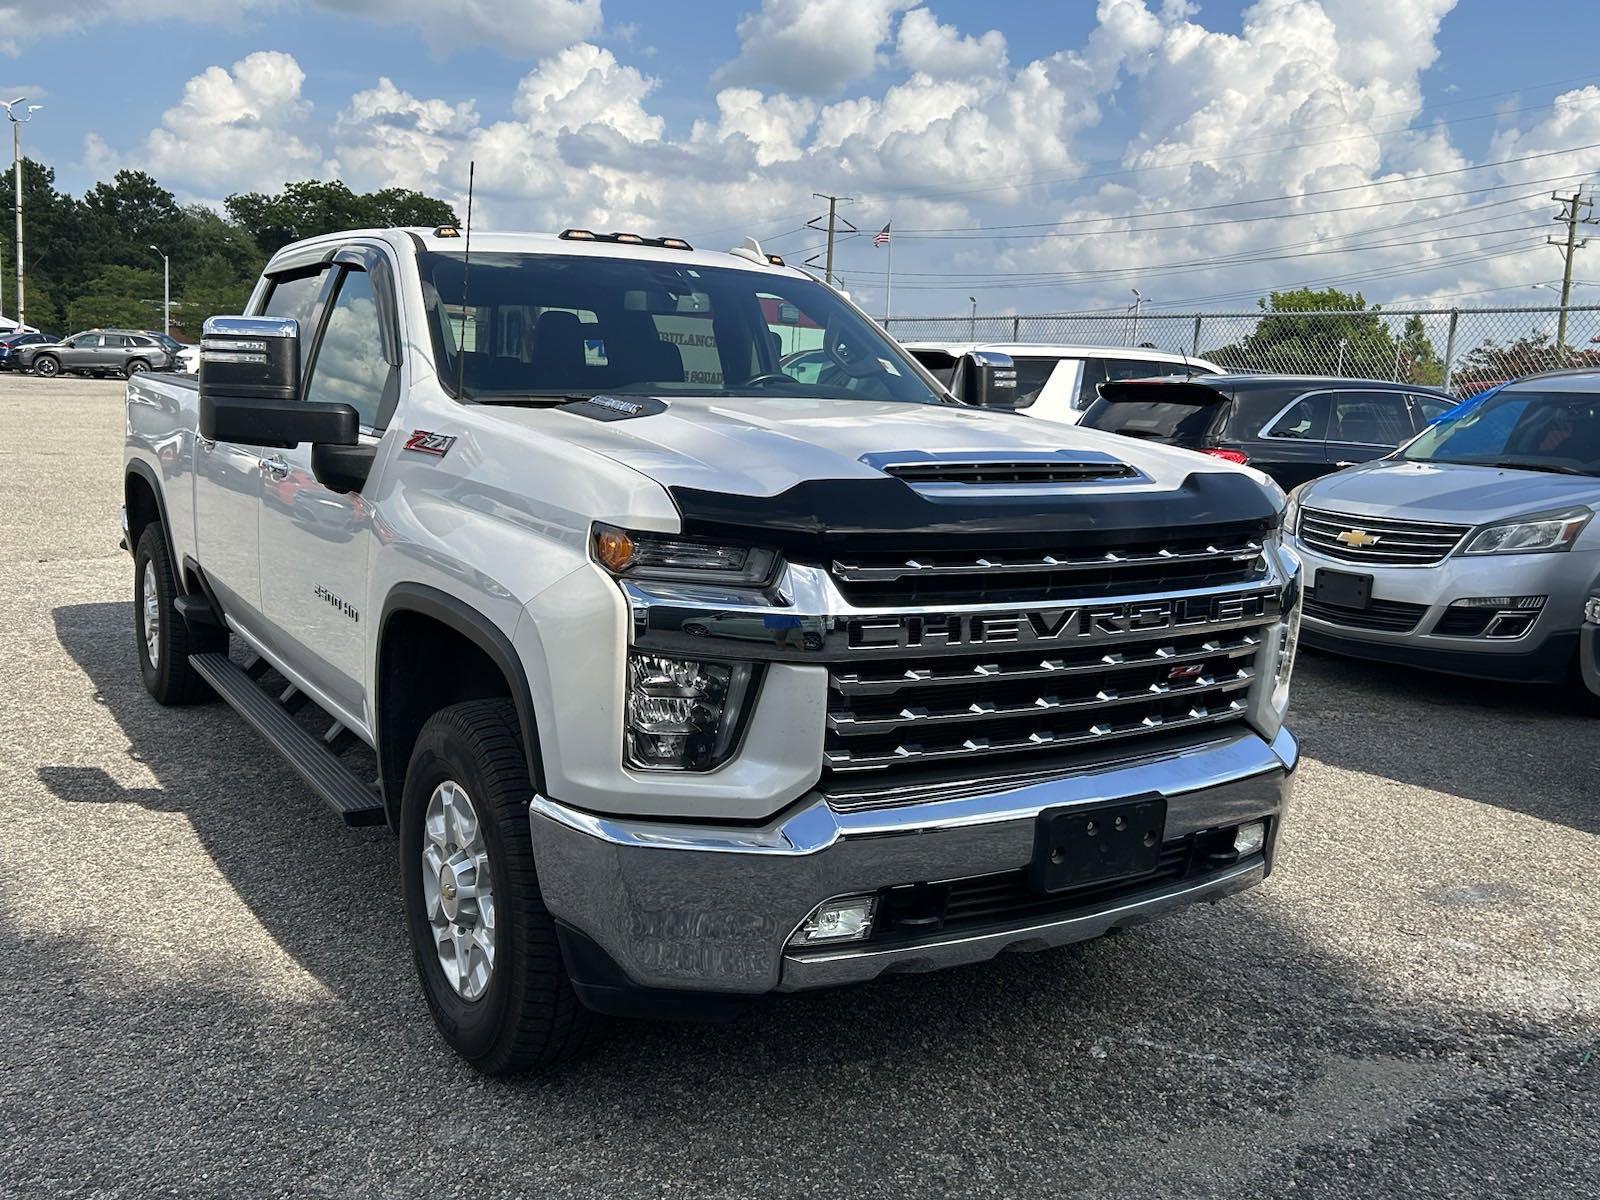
[1302, 587, 1427, 632]
[829, 525, 1269, 607]
[821, 618, 1271, 781]
[1297, 507, 1469, 566]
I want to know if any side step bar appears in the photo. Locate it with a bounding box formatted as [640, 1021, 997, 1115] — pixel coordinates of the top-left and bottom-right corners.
[190, 652, 386, 827]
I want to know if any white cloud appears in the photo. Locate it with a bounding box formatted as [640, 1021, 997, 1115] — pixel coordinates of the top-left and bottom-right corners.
[896, 8, 1006, 78]
[715, 0, 913, 96]
[86, 0, 1600, 317]
[131, 51, 324, 194]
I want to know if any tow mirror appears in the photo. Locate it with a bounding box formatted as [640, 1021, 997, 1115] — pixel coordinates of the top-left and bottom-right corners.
[961, 350, 1019, 410]
[198, 315, 358, 450]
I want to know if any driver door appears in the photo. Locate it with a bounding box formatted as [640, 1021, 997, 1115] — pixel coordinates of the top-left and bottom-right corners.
[257, 249, 401, 726]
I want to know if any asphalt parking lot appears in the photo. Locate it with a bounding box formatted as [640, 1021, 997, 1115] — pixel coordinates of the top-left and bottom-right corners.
[1, 373, 1596, 1199]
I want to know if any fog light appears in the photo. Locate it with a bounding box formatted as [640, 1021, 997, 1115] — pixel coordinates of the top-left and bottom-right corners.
[1584, 596, 1600, 625]
[1457, 595, 1545, 609]
[791, 896, 876, 946]
[1233, 821, 1266, 857]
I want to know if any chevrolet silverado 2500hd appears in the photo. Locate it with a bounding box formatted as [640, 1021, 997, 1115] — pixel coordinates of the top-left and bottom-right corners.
[121, 226, 1301, 1074]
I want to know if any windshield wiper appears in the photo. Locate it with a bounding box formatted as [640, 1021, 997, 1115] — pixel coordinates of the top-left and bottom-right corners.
[1480, 457, 1588, 476]
[469, 393, 594, 406]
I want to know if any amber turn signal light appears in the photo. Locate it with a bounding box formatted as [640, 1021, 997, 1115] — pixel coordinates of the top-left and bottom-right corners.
[592, 524, 637, 573]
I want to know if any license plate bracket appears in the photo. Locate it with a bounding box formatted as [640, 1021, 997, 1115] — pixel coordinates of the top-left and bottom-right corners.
[1030, 797, 1168, 893]
[1316, 568, 1373, 609]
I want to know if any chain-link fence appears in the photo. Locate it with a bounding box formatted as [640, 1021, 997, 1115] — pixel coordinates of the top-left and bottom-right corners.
[884, 305, 1600, 398]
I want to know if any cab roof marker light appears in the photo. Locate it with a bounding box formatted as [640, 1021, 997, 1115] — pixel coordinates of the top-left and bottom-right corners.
[433, 225, 461, 238]
[613, 232, 645, 244]
[560, 228, 598, 240]
[766, 253, 786, 266]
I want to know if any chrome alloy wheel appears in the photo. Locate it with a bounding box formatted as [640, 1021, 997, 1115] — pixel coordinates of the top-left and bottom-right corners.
[141, 560, 160, 668]
[421, 781, 497, 1001]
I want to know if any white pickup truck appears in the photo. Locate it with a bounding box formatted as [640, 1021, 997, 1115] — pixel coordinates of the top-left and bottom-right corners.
[122, 225, 1301, 1074]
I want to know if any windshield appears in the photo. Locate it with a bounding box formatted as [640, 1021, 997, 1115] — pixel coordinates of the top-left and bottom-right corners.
[1402, 387, 1600, 476]
[416, 251, 944, 405]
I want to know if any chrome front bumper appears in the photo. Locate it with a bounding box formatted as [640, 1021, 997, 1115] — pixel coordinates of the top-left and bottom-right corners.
[528, 726, 1298, 997]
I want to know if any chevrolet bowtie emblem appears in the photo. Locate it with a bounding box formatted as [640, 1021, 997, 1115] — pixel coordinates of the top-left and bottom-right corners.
[1335, 529, 1381, 548]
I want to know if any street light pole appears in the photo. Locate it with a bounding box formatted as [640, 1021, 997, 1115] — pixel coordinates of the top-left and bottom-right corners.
[2, 97, 41, 330]
[968, 296, 977, 339]
[149, 245, 169, 336]
[1130, 288, 1144, 344]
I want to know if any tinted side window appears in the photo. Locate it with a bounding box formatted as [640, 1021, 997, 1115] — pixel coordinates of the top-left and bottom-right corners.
[260, 268, 328, 331]
[1409, 394, 1452, 427]
[1076, 359, 1107, 408]
[305, 268, 392, 430]
[1011, 357, 1060, 409]
[1261, 393, 1329, 440]
[68, 335, 100, 348]
[1329, 391, 1414, 446]
[1104, 358, 1169, 382]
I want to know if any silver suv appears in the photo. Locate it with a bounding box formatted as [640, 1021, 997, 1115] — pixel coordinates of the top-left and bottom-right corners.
[1287, 370, 1600, 685]
[19, 328, 176, 378]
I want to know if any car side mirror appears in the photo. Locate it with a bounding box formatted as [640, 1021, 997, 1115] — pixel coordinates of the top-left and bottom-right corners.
[198, 315, 359, 450]
[961, 350, 1019, 410]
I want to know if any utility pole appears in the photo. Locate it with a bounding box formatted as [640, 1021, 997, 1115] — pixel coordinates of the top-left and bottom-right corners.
[807, 193, 855, 288]
[2, 97, 40, 329]
[1549, 188, 1597, 350]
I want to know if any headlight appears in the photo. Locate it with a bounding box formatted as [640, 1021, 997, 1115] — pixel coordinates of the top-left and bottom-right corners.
[1461, 506, 1592, 555]
[1282, 486, 1304, 539]
[593, 522, 779, 585]
[1248, 548, 1300, 739]
[624, 653, 757, 771]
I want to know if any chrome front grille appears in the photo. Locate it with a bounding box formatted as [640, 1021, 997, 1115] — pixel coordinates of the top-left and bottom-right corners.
[831, 527, 1268, 607]
[1298, 507, 1469, 566]
[822, 618, 1272, 778]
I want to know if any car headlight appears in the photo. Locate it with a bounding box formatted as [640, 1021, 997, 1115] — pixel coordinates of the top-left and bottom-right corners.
[625, 653, 757, 771]
[592, 522, 779, 585]
[1248, 547, 1301, 739]
[1282, 486, 1304, 539]
[1461, 506, 1592, 555]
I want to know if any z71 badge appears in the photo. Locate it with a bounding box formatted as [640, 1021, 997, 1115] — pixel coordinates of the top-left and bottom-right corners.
[404, 430, 457, 456]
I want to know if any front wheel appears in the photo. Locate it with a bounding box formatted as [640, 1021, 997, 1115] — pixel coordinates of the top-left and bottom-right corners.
[125, 359, 150, 375]
[32, 355, 59, 378]
[133, 524, 216, 705]
[400, 699, 598, 1074]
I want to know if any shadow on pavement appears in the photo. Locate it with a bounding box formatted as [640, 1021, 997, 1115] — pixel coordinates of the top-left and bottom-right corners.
[1294, 648, 1599, 836]
[20, 603, 1592, 1199]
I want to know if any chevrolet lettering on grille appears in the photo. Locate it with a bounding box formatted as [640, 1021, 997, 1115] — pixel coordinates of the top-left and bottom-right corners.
[845, 591, 1275, 653]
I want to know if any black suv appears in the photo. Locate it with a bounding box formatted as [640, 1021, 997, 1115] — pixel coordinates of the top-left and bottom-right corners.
[1078, 374, 1456, 488]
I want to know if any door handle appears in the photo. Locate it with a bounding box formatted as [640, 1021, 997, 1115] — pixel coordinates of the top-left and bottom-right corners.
[259, 454, 290, 480]
[1334, 460, 1357, 468]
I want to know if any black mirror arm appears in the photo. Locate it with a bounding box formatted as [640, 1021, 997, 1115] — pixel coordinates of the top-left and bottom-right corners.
[311, 442, 377, 495]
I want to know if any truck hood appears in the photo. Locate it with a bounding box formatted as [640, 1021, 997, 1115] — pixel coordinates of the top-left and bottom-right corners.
[486, 394, 1282, 545]
[1302, 458, 1600, 525]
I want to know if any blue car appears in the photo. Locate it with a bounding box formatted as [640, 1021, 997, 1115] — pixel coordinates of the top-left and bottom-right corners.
[0, 330, 57, 370]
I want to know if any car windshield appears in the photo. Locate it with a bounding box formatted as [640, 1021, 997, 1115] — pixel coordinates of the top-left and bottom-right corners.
[416, 250, 944, 405]
[1401, 387, 1600, 476]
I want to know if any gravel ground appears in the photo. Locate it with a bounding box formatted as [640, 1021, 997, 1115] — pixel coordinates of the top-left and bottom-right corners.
[1, 375, 1596, 1199]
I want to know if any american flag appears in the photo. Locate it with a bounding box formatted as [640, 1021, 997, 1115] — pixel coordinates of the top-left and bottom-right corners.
[873, 222, 892, 247]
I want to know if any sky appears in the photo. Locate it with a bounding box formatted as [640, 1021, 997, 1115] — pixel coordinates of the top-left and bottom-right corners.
[4, 0, 1600, 318]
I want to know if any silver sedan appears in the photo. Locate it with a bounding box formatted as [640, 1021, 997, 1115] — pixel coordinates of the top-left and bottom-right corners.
[1285, 370, 1600, 686]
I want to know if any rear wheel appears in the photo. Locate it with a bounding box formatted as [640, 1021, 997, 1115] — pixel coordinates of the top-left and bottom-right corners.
[400, 699, 598, 1074]
[33, 354, 59, 378]
[133, 524, 215, 705]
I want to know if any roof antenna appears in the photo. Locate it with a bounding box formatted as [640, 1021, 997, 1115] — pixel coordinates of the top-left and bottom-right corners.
[455, 160, 475, 401]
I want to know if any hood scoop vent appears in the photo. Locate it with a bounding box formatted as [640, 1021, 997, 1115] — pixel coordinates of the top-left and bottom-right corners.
[872, 452, 1138, 486]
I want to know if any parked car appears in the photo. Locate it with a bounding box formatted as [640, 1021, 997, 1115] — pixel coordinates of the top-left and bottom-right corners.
[0, 329, 58, 370]
[1286, 369, 1600, 687]
[121, 224, 1300, 1074]
[901, 341, 1224, 424]
[18, 328, 178, 378]
[1078, 374, 1456, 489]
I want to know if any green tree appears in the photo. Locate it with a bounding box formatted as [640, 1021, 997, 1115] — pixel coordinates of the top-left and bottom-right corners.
[1398, 314, 1445, 385]
[1208, 287, 1401, 378]
[65, 265, 162, 331]
[225, 181, 457, 256]
[80, 170, 188, 272]
[0, 159, 89, 330]
[178, 254, 254, 334]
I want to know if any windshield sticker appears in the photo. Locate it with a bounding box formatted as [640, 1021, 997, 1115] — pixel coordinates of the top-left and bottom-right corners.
[584, 338, 608, 366]
[879, 358, 902, 376]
